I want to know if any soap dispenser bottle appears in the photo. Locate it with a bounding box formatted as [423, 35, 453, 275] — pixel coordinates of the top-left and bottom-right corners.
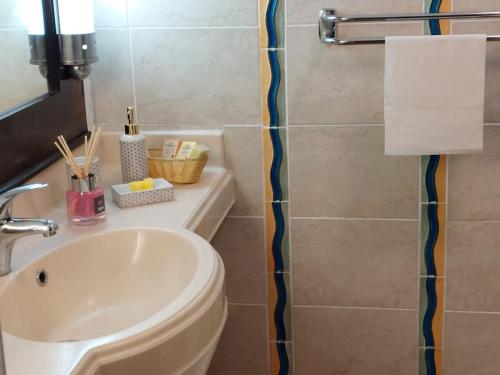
[120, 106, 148, 183]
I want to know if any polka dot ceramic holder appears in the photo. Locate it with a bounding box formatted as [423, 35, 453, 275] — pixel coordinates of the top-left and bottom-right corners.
[111, 178, 174, 209]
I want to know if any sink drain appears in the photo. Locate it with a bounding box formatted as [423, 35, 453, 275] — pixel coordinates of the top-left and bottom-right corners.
[36, 269, 48, 286]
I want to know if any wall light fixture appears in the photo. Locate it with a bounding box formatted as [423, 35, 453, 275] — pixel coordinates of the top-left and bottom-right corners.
[22, 0, 98, 80]
[57, 0, 98, 79]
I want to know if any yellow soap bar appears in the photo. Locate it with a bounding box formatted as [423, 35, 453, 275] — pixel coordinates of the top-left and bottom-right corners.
[189, 143, 210, 159]
[142, 178, 155, 190]
[176, 141, 197, 160]
[129, 181, 143, 191]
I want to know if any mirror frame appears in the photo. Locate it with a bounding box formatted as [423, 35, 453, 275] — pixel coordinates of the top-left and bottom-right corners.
[0, 0, 88, 193]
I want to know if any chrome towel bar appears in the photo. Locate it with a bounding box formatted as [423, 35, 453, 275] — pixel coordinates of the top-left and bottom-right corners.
[319, 9, 500, 45]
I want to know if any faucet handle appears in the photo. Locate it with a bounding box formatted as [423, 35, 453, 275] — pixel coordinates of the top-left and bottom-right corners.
[0, 183, 48, 218]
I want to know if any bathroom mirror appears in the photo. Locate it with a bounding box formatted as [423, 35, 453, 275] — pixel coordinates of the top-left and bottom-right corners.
[0, 0, 87, 193]
[0, 0, 49, 115]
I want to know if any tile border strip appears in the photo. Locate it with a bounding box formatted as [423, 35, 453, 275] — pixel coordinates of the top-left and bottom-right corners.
[419, 2, 450, 372]
[261, 0, 291, 373]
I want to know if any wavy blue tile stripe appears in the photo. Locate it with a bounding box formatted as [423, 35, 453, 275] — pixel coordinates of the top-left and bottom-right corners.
[270, 128, 284, 201]
[265, 0, 279, 48]
[424, 203, 439, 277]
[423, 159, 440, 375]
[274, 271, 287, 341]
[429, 0, 443, 36]
[265, 0, 289, 373]
[268, 50, 281, 127]
[272, 201, 285, 272]
[276, 342, 290, 375]
[425, 155, 440, 203]
[423, 277, 437, 349]
[425, 348, 437, 375]
[422, 4, 442, 373]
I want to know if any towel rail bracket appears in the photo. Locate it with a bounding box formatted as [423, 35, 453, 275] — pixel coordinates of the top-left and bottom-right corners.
[319, 8, 500, 45]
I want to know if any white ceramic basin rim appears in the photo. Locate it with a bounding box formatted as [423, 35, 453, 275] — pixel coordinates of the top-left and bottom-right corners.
[0, 227, 215, 343]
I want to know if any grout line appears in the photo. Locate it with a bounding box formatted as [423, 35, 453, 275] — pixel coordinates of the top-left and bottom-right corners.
[442, 154, 450, 363]
[284, 123, 500, 127]
[287, 123, 385, 127]
[129, 25, 259, 30]
[223, 124, 263, 128]
[285, 23, 316, 27]
[125, 0, 138, 114]
[283, 0, 296, 369]
[290, 216, 418, 222]
[228, 302, 268, 307]
[95, 27, 128, 30]
[226, 215, 265, 219]
[445, 309, 500, 315]
[293, 305, 417, 311]
[447, 219, 500, 223]
[416, 156, 423, 364]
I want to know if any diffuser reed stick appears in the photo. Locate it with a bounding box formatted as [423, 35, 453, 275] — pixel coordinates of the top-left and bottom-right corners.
[83, 127, 101, 176]
[54, 127, 102, 179]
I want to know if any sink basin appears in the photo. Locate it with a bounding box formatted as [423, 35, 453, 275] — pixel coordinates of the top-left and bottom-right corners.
[0, 228, 226, 375]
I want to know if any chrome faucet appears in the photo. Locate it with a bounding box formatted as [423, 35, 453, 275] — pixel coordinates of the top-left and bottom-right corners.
[0, 183, 58, 276]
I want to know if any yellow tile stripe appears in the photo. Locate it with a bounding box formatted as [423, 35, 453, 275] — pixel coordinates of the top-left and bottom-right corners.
[259, 0, 269, 49]
[434, 204, 446, 276]
[439, 0, 451, 35]
[433, 278, 445, 348]
[261, 53, 272, 127]
[435, 155, 447, 203]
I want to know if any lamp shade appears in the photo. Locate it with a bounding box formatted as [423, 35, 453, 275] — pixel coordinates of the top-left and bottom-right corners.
[18, 0, 45, 35]
[58, 0, 95, 35]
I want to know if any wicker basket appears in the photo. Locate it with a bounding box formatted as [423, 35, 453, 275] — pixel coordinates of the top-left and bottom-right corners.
[147, 149, 208, 184]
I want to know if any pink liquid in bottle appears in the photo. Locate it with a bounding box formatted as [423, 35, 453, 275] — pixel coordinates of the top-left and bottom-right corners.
[66, 175, 106, 225]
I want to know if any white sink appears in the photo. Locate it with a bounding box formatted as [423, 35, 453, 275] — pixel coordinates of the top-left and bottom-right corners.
[0, 228, 226, 375]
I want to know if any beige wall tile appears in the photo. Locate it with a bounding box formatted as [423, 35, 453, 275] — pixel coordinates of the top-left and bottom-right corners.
[93, 0, 128, 28]
[289, 126, 419, 218]
[211, 217, 266, 304]
[224, 126, 263, 216]
[131, 28, 260, 127]
[286, 23, 421, 125]
[208, 304, 269, 375]
[445, 312, 500, 375]
[91, 29, 134, 126]
[449, 126, 500, 220]
[294, 307, 417, 375]
[292, 219, 418, 308]
[447, 221, 500, 312]
[454, 0, 500, 11]
[286, 0, 423, 25]
[127, 0, 257, 27]
[453, 21, 500, 123]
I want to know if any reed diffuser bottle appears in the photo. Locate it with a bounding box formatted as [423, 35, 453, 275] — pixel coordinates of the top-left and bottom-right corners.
[120, 106, 148, 183]
[55, 128, 106, 225]
[66, 174, 106, 225]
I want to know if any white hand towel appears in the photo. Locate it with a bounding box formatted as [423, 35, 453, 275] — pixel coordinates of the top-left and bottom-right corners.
[385, 34, 486, 155]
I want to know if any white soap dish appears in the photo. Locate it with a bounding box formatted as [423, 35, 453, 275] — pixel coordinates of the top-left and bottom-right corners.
[111, 178, 174, 208]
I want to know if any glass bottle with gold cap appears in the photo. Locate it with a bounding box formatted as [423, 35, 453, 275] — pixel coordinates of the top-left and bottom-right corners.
[119, 106, 148, 183]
